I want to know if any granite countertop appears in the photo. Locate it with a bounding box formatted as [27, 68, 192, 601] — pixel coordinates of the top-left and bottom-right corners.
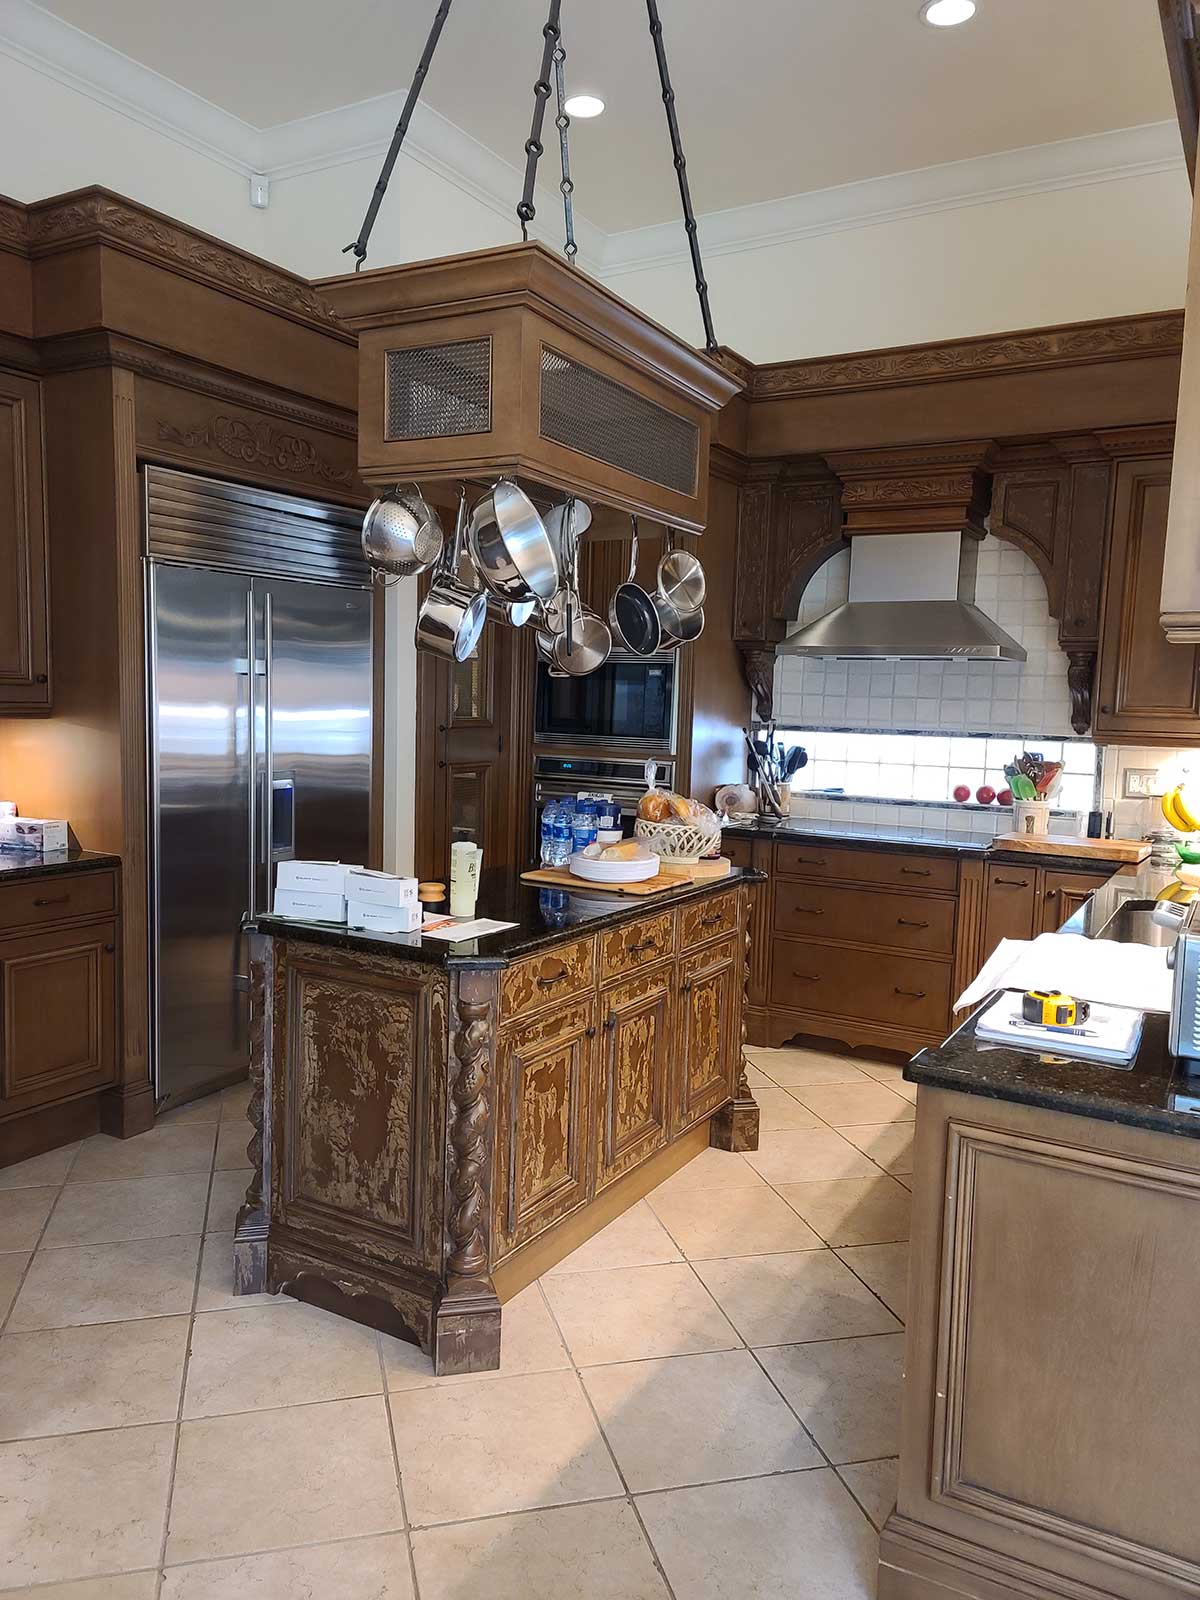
[908, 857, 1200, 1139]
[254, 865, 762, 967]
[0, 848, 121, 882]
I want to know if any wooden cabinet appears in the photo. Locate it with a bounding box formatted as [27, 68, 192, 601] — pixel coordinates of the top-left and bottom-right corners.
[980, 863, 1038, 963]
[0, 369, 50, 712]
[595, 966, 672, 1191]
[1095, 455, 1200, 744]
[675, 935, 738, 1133]
[1039, 869, 1108, 933]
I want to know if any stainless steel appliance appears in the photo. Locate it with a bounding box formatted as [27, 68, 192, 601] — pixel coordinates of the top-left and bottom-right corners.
[1167, 898, 1200, 1071]
[534, 649, 677, 749]
[532, 755, 674, 858]
[145, 468, 372, 1109]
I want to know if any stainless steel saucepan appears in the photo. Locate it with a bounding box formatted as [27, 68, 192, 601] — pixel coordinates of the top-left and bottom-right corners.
[361, 486, 444, 577]
[551, 500, 612, 677]
[414, 487, 487, 662]
[653, 529, 706, 645]
[469, 479, 559, 601]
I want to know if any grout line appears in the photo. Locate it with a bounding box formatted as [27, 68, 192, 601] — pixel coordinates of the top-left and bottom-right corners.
[376, 1330, 423, 1600]
[0, 1143, 84, 1336]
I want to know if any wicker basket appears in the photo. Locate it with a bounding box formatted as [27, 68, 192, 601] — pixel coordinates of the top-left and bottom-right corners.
[634, 816, 722, 868]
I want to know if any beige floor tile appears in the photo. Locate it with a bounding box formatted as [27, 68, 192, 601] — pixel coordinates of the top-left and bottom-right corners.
[389, 1369, 621, 1524]
[894, 1173, 913, 1192]
[157, 1094, 223, 1126]
[746, 1048, 869, 1088]
[412, 1500, 667, 1600]
[0, 1423, 174, 1588]
[789, 1081, 915, 1127]
[751, 1086, 823, 1131]
[383, 1282, 568, 1390]
[838, 1457, 899, 1531]
[194, 1235, 288, 1314]
[0, 1251, 30, 1321]
[167, 1396, 402, 1563]
[892, 1076, 919, 1102]
[583, 1349, 821, 1491]
[8, 1235, 201, 1330]
[649, 1146, 766, 1197]
[693, 1250, 901, 1347]
[214, 1122, 252, 1172]
[775, 1175, 910, 1247]
[744, 1064, 774, 1088]
[648, 1185, 823, 1260]
[0, 1144, 78, 1190]
[162, 1533, 413, 1599]
[744, 1127, 878, 1185]
[41, 1176, 209, 1249]
[219, 1082, 251, 1119]
[851, 1057, 909, 1085]
[0, 1576, 158, 1599]
[636, 1468, 876, 1600]
[543, 1263, 739, 1366]
[204, 1169, 251, 1235]
[837, 1243, 910, 1319]
[837, 1122, 914, 1174]
[546, 1199, 682, 1274]
[184, 1300, 382, 1417]
[758, 1335, 903, 1463]
[0, 1316, 189, 1440]
[0, 1186, 55, 1251]
[70, 1126, 216, 1183]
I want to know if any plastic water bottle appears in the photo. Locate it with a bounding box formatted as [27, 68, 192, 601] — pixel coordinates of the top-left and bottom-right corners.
[540, 799, 557, 866]
[551, 804, 573, 868]
[572, 798, 598, 855]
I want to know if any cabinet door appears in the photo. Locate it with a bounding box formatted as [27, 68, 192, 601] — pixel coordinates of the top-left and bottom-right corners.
[0, 370, 50, 711]
[596, 966, 671, 1192]
[674, 938, 737, 1134]
[493, 995, 594, 1258]
[0, 921, 117, 1116]
[981, 865, 1038, 966]
[1040, 870, 1107, 934]
[1095, 457, 1200, 743]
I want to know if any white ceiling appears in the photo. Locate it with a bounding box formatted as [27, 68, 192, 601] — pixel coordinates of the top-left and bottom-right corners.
[29, 0, 1178, 232]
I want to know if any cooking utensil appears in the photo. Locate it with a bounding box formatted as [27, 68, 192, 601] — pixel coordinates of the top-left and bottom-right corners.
[469, 479, 559, 601]
[487, 595, 537, 628]
[542, 498, 592, 566]
[414, 487, 487, 663]
[784, 745, 808, 779]
[657, 601, 705, 646]
[361, 486, 443, 576]
[656, 529, 706, 616]
[609, 518, 663, 656]
[551, 499, 612, 677]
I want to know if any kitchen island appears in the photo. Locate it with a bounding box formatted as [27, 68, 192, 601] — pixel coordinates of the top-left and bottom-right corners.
[233, 868, 760, 1375]
[880, 859, 1200, 1600]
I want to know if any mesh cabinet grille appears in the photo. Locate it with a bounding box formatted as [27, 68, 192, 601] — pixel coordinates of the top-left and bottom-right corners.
[385, 338, 492, 440]
[539, 347, 699, 495]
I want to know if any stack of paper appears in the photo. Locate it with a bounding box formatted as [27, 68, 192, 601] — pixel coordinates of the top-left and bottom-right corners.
[955, 932, 1172, 1014]
[975, 989, 1144, 1065]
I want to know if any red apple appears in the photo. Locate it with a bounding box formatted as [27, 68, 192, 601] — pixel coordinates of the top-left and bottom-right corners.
[952, 784, 971, 803]
[977, 785, 996, 805]
[998, 787, 1014, 806]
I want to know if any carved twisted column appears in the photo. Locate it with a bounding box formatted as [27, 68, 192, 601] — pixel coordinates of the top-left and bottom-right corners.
[233, 931, 273, 1294]
[447, 991, 492, 1278]
[711, 885, 761, 1152]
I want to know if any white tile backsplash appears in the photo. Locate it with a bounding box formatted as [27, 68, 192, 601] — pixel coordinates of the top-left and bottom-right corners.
[1099, 744, 1200, 838]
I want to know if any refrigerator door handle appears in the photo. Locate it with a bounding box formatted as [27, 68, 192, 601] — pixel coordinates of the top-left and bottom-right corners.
[262, 590, 274, 873]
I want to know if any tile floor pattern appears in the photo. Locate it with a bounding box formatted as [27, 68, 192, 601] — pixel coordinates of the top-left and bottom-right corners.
[0, 1048, 915, 1599]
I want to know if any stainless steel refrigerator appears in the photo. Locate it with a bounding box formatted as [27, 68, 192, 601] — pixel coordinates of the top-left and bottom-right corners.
[145, 467, 373, 1110]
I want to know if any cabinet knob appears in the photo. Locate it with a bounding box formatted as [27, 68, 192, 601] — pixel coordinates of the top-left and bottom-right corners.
[680, 979, 693, 994]
[585, 1025, 597, 1039]
[603, 1014, 617, 1032]
[35, 673, 48, 685]
[104, 943, 116, 953]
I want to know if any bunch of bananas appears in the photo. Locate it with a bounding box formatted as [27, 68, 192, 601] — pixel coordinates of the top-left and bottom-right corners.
[1157, 878, 1198, 904]
[1161, 783, 1200, 832]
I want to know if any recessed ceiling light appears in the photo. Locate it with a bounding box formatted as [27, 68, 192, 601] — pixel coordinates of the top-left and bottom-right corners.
[564, 94, 605, 118]
[920, 0, 976, 25]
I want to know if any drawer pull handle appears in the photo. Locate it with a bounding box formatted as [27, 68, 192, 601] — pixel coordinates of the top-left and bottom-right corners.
[894, 986, 926, 998]
[603, 1014, 617, 1032]
[537, 966, 570, 989]
[626, 936, 658, 954]
[33, 894, 70, 907]
[792, 972, 819, 982]
[699, 912, 723, 928]
[793, 906, 824, 916]
[900, 867, 932, 877]
[994, 876, 1030, 888]
[897, 917, 929, 928]
[791, 857, 826, 867]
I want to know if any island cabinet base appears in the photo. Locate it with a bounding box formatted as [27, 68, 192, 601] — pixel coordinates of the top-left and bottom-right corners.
[235, 877, 758, 1376]
[881, 1085, 1200, 1600]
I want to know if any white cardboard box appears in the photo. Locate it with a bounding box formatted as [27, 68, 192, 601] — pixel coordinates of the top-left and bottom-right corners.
[0, 817, 69, 853]
[344, 869, 419, 909]
[275, 860, 361, 894]
[273, 888, 347, 923]
[347, 899, 422, 934]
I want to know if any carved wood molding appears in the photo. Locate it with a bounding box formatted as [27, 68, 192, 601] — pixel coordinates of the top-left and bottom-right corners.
[156, 416, 354, 486]
[447, 973, 494, 1281]
[826, 440, 993, 535]
[1066, 650, 1097, 737]
[737, 644, 778, 723]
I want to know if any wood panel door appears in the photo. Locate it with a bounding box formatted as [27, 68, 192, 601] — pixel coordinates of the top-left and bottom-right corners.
[980, 863, 1038, 966]
[0, 369, 50, 712]
[595, 966, 671, 1192]
[1039, 870, 1108, 934]
[1095, 456, 1200, 743]
[0, 921, 117, 1117]
[674, 937, 737, 1134]
[493, 995, 596, 1258]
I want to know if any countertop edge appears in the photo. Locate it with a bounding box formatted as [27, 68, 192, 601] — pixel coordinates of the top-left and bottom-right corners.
[0, 849, 122, 882]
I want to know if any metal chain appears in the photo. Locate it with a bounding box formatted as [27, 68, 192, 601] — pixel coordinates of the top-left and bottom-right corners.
[343, 0, 455, 270]
[552, 36, 577, 263]
[517, 0, 563, 240]
[644, 0, 719, 352]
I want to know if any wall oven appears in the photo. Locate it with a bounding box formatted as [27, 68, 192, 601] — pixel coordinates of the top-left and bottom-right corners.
[534, 649, 677, 751]
[531, 755, 674, 861]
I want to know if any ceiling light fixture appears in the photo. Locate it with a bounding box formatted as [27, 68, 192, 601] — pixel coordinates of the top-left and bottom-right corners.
[563, 93, 604, 118]
[920, 0, 977, 25]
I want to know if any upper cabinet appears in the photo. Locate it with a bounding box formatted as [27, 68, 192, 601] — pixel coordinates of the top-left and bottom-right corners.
[1095, 455, 1200, 744]
[0, 369, 50, 713]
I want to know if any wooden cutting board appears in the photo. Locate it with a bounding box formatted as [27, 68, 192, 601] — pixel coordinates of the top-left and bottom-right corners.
[521, 866, 695, 896]
[992, 833, 1150, 863]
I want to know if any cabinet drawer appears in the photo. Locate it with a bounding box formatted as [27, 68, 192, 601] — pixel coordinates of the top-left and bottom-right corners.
[0, 869, 117, 934]
[600, 912, 674, 983]
[501, 935, 595, 1021]
[774, 878, 955, 956]
[723, 836, 753, 870]
[770, 935, 951, 1033]
[679, 889, 739, 952]
[775, 841, 957, 893]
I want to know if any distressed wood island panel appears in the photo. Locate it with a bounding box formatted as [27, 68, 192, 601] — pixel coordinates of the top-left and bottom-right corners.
[235, 873, 759, 1374]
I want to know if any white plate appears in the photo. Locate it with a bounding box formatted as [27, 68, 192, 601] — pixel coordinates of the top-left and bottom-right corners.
[569, 850, 660, 883]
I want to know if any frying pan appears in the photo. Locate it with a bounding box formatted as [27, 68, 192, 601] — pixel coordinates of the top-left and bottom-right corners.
[608, 517, 663, 657]
[414, 488, 487, 663]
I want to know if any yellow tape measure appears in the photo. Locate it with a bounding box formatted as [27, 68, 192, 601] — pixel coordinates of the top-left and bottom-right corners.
[1021, 990, 1091, 1028]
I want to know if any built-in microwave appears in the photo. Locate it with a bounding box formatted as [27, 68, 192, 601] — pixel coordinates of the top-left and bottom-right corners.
[534, 650, 677, 751]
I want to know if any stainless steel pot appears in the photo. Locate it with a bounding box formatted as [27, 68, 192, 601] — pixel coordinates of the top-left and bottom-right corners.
[542, 498, 591, 570]
[487, 595, 538, 628]
[361, 486, 443, 576]
[608, 518, 662, 656]
[551, 501, 612, 677]
[469, 479, 559, 601]
[656, 530, 706, 615]
[415, 488, 487, 662]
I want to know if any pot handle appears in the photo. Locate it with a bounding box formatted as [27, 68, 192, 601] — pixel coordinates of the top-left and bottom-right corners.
[627, 516, 639, 586]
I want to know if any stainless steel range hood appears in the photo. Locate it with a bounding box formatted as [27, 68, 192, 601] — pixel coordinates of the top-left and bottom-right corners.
[780, 530, 1026, 662]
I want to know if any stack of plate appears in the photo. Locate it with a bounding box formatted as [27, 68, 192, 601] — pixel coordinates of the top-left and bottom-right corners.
[569, 851, 660, 884]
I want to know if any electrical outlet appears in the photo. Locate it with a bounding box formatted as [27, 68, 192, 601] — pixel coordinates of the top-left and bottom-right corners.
[1123, 768, 1161, 799]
